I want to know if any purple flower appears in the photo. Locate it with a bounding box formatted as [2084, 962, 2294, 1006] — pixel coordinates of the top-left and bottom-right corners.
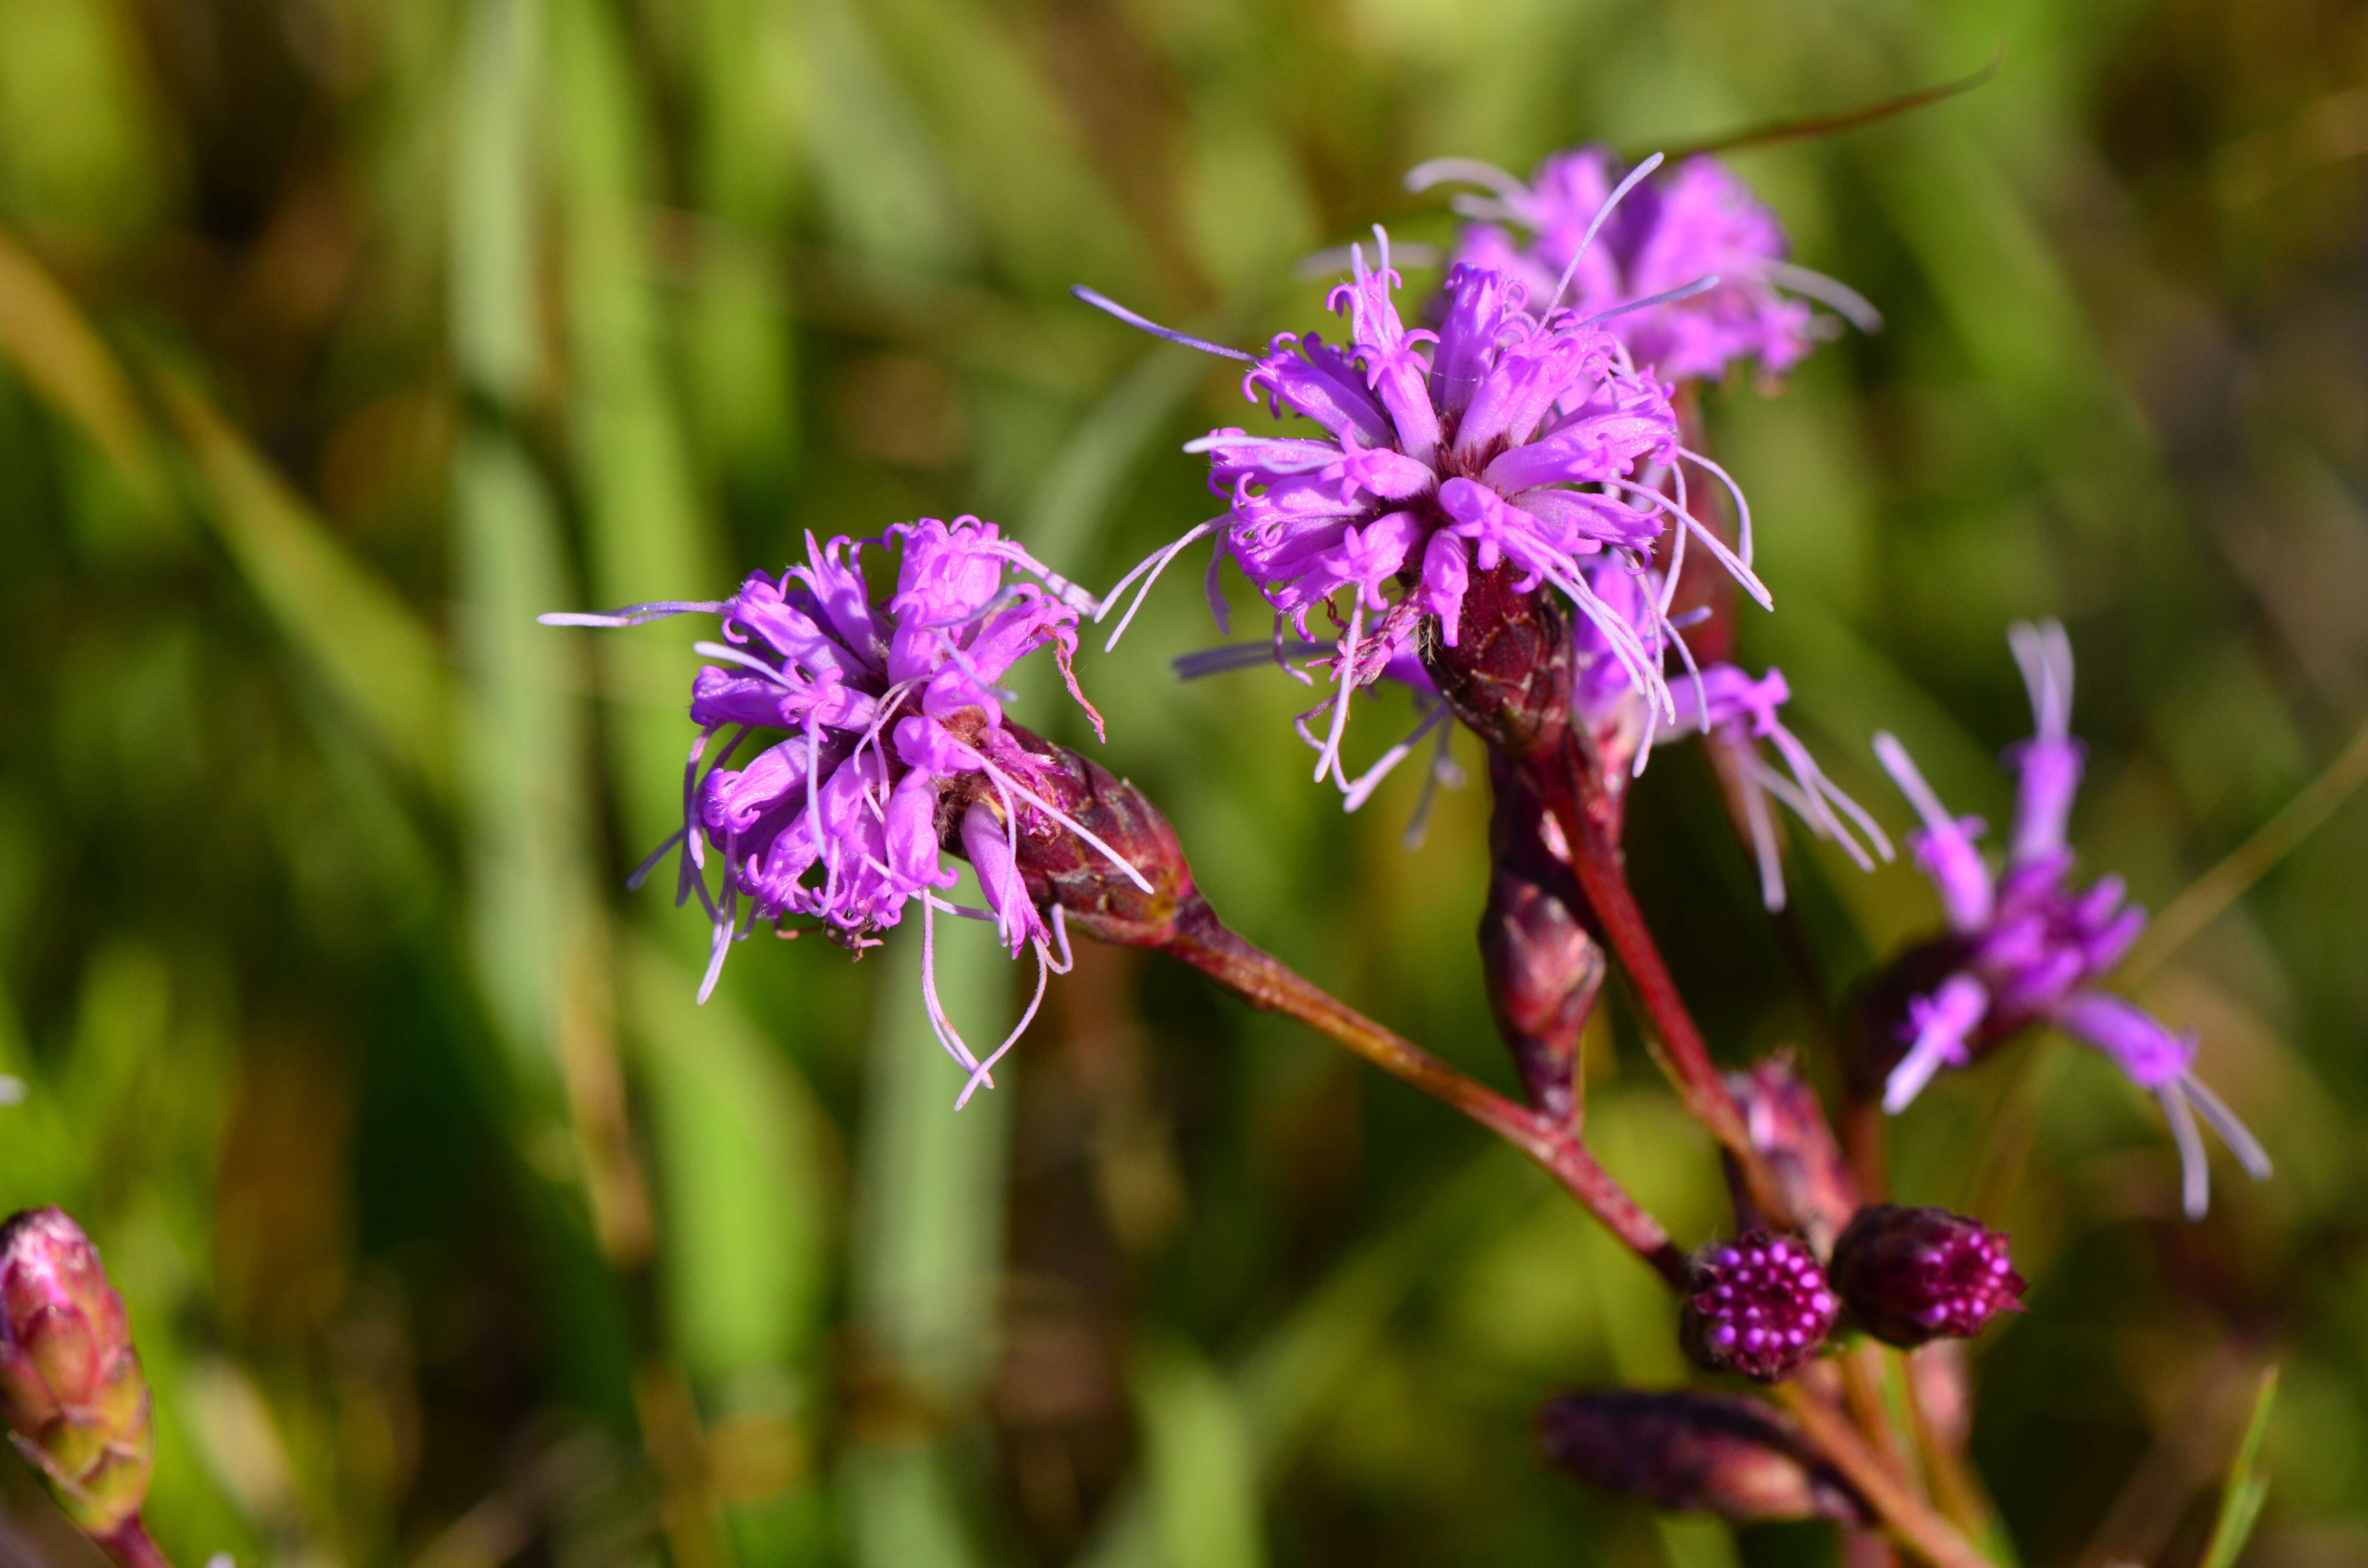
[1412, 147, 1879, 384]
[543, 518, 1144, 1104]
[1871, 621, 2271, 1217]
[1679, 1231, 1838, 1382]
[1082, 233, 1769, 790]
[1829, 1204, 2025, 1348]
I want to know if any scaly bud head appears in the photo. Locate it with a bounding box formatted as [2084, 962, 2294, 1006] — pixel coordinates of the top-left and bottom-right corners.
[0, 1209, 153, 1537]
[1418, 564, 1574, 760]
[988, 725, 1196, 950]
[1538, 1389, 1866, 1523]
[1680, 1231, 1838, 1383]
[1725, 1057, 1861, 1255]
[1829, 1204, 2025, 1348]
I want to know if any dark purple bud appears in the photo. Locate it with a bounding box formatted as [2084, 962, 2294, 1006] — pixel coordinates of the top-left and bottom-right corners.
[1680, 1231, 1838, 1382]
[1480, 759, 1603, 1120]
[1539, 1389, 1866, 1523]
[1724, 1056, 1861, 1255]
[1829, 1204, 2025, 1348]
[0, 1209, 153, 1539]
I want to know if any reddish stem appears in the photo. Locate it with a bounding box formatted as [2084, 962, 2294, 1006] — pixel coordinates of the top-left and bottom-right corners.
[1524, 735, 1792, 1222]
[1774, 1385, 1994, 1568]
[94, 1518, 173, 1568]
[1160, 898, 1686, 1285]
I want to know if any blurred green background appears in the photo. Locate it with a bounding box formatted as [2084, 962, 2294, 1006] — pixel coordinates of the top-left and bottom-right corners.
[0, 0, 2362, 1565]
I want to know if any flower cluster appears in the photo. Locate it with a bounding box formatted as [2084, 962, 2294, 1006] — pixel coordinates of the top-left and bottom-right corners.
[1871, 622, 2271, 1216]
[1414, 147, 1878, 384]
[543, 518, 1145, 1102]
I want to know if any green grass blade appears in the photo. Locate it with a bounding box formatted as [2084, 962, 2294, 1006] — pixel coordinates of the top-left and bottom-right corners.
[156, 369, 454, 796]
[1137, 1342, 1268, 1568]
[2200, 1366, 2279, 1568]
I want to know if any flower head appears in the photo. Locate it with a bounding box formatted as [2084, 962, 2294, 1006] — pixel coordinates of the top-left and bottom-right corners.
[1085, 234, 1772, 786]
[1414, 147, 1878, 384]
[1869, 621, 2272, 1216]
[543, 518, 1141, 1103]
[1679, 1230, 1838, 1382]
[1830, 1204, 2024, 1348]
[0, 1208, 152, 1539]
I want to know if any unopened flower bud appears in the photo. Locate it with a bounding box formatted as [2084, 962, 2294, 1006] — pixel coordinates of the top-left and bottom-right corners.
[0, 1209, 154, 1541]
[1680, 1231, 1838, 1382]
[1829, 1204, 2025, 1348]
[987, 724, 1196, 950]
[1538, 1389, 1866, 1523]
[1480, 760, 1603, 1119]
[1725, 1057, 1861, 1255]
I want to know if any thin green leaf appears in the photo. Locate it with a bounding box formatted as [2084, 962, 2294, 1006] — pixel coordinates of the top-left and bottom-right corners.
[2199, 1366, 2279, 1568]
[0, 227, 168, 513]
[1137, 1342, 1268, 1568]
[155, 368, 454, 795]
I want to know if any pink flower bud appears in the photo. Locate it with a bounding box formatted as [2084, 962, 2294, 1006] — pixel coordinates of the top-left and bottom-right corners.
[1724, 1057, 1861, 1256]
[0, 1208, 154, 1540]
[1829, 1204, 2025, 1348]
[1679, 1231, 1838, 1383]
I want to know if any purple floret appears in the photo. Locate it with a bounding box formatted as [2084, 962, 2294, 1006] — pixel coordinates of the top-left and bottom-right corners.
[1871, 621, 2273, 1216]
[543, 517, 1138, 1104]
[1416, 147, 1878, 385]
[1680, 1231, 1838, 1383]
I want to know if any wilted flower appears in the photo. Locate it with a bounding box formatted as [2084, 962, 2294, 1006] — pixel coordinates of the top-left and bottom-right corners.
[1680, 1230, 1838, 1382]
[1414, 147, 1879, 384]
[1539, 1389, 1866, 1523]
[543, 518, 1145, 1103]
[1869, 621, 2271, 1217]
[1830, 1204, 2025, 1348]
[0, 1209, 153, 1546]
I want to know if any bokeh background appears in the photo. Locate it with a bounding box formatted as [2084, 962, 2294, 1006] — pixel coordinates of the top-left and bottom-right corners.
[0, 0, 2363, 1565]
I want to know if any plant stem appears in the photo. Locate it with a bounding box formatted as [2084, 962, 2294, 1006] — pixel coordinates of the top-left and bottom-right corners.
[1526, 737, 1793, 1224]
[1160, 898, 1687, 1286]
[94, 1518, 173, 1568]
[1774, 1383, 1994, 1568]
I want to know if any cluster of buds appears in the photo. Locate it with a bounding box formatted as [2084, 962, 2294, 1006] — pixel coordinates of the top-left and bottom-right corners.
[0, 1208, 162, 1568]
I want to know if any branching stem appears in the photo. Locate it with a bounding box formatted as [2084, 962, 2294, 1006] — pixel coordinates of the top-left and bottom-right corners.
[1159, 897, 1687, 1285]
